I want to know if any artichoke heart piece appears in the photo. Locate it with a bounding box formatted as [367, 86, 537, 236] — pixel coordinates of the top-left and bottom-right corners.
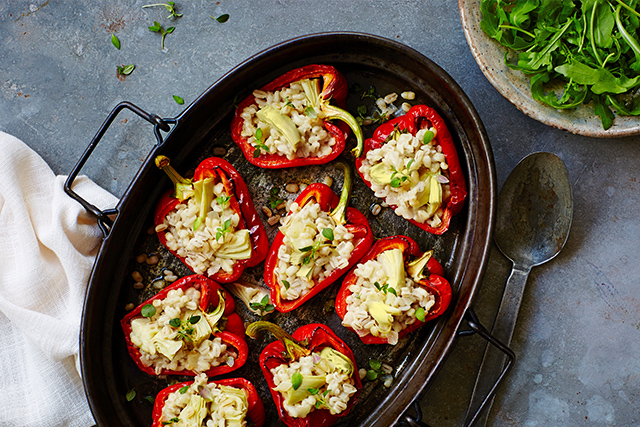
[179, 395, 208, 427]
[213, 385, 249, 426]
[369, 302, 403, 334]
[406, 250, 434, 281]
[256, 105, 301, 150]
[130, 318, 158, 355]
[320, 347, 354, 376]
[287, 375, 327, 405]
[204, 290, 226, 332]
[415, 174, 442, 216]
[379, 248, 405, 290]
[217, 229, 252, 260]
[153, 332, 183, 360]
[193, 177, 215, 231]
[369, 163, 395, 186]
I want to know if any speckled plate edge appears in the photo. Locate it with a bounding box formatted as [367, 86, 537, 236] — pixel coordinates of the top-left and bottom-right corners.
[459, 0, 640, 138]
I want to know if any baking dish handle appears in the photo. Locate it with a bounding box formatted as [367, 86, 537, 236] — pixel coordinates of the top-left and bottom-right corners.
[64, 101, 174, 236]
[397, 308, 515, 427]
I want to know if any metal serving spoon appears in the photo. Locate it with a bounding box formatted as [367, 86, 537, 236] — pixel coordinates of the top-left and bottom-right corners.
[464, 152, 573, 426]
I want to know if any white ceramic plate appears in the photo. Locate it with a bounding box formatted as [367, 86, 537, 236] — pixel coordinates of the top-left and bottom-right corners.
[459, 0, 640, 138]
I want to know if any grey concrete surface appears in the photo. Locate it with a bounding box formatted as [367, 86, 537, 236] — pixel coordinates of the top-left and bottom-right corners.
[1, 1, 639, 426]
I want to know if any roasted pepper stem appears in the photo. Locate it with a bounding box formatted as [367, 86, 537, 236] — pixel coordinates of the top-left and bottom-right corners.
[300, 79, 364, 158]
[329, 160, 352, 225]
[245, 321, 310, 361]
[155, 155, 194, 201]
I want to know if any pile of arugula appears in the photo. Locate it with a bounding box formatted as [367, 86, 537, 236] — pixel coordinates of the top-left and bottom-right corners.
[480, 0, 640, 129]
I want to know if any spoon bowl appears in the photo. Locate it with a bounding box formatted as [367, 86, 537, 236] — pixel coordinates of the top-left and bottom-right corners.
[496, 152, 573, 267]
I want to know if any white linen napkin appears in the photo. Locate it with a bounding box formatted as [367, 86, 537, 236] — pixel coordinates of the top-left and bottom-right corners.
[0, 131, 118, 427]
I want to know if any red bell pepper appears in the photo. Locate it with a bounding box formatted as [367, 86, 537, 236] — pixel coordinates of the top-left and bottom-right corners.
[151, 377, 265, 427]
[121, 274, 248, 377]
[355, 104, 467, 235]
[335, 236, 452, 345]
[230, 64, 364, 168]
[246, 321, 362, 427]
[264, 161, 373, 313]
[154, 155, 269, 283]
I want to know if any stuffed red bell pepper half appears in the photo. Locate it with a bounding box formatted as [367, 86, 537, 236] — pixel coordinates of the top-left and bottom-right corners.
[246, 321, 361, 427]
[356, 104, 467, 235]
[264, 161, 373, 313]
[335, 236, 452, 345]
[231, 64, 364, 168]
[154, 155, 268, 283]
[151, 374, 265, 427]
[121, 274, 248, 377]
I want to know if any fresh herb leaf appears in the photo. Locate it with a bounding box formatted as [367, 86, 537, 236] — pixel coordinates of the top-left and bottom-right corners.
[268, 187, 284, 210]
[188, 315, 201, 325]
[366, 370, 378, 381]
[169, 318, 181, 328]
[291, 372, 303, 390]
[173, 95, 185, 105]
[141, 304, 156, 318]
[117, 64, 135, 76]
[281, 279, 290, 290]
[249, 295, 275, 314]
[415, 307, 426, 322]
[178, 385, 189, 394]
[322, 227, 334, 241]
[369, 359, 382, 371]
[144, 396, 155, 404]
[214, 13, 230, 23]
[126, 388, 136, 401]
[284, 97, 294, 107]
[111, 34, 121, 50]
[422, 130, 434, 144]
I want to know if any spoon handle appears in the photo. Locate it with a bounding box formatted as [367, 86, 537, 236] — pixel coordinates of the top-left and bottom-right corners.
[463, 263, 531, 426]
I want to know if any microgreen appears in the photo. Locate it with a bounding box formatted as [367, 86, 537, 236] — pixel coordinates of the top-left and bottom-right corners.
[215, 218, 232, 242]
[141, 304, 156, 318]
[172, 95, 184, 105]
[125, 388, 136, 401]
[480, 0, 640, 129]
[117, 64, 135, 76]
[365, 359, 383, 381]
[213, 13, 229, 23]
[389, 165, 411, 188]
[284, 97, 294, 108]
[373, 281, 397, 296]
[298, 241, 324, 265]
[415, 306, 426, 322]
[216, 194, 231, 209]
[148, 21, 175, 50]
[281, 279, 290, 290]
[169, 315, 201, 342]
[308, 387, 332, 410]
[250, 294, 275, 314]
[111, 34, 120, 50]
[178, 385, 189, 394]
[268, 187, 284, 210]
[143, 2, 183, 19]
[291, 372, 303, 390]
[361, 85, 377, 100]
[252, 128, 269, 158]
